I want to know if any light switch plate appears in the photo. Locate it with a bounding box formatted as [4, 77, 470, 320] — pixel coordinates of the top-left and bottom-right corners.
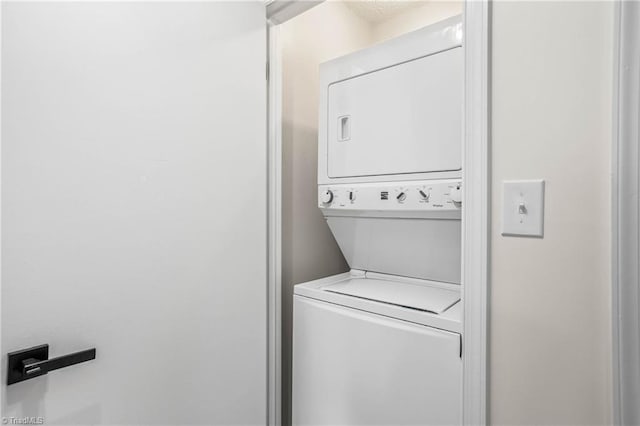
[502, 180, 545, 237]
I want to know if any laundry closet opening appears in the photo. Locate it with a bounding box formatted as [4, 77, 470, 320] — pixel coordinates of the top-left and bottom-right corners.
[278, 2, 464, 425]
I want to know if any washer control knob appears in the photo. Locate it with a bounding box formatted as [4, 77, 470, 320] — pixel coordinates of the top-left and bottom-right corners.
[348, 191, 356, 202]
[320, 189, 334, 204]
[396, 191, 407, 202]
[450, 184, 462, 203]
[419, 189, 430, 202]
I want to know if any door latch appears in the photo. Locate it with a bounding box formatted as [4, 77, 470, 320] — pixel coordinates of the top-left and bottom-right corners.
[7, 344, 96, 385]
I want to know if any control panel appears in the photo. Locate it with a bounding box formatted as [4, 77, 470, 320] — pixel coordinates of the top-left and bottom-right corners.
[318, 180, 462, 213]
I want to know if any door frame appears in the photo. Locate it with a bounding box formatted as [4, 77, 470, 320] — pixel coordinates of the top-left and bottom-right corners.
[461, 2, 490, 425]
[612, 2, 640, 424]
[0, 0, 4, 417]
[266, 22, 282, 426]
[265, 1, 491, 425]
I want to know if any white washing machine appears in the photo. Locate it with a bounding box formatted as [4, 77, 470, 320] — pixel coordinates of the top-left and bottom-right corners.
[292, 15, 464, 426]
[293, 273, 462, 425]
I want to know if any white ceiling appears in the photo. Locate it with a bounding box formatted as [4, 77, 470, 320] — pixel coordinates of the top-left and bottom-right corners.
[343, 1, 428, 24]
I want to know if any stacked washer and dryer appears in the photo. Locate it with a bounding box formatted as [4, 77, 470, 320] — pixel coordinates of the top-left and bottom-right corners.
[292, 16, 464, 426]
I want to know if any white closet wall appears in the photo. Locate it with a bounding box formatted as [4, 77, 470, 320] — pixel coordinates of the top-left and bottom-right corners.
[491, 2, 613, 424]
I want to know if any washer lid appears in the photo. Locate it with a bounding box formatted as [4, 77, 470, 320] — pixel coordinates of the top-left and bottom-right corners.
[322, 278, 460, 315]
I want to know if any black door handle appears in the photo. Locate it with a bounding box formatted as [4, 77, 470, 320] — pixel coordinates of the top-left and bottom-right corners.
[7, 344, 96, 385]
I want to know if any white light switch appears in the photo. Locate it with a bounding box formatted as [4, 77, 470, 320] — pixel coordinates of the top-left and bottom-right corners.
[502, 180, 545, 237]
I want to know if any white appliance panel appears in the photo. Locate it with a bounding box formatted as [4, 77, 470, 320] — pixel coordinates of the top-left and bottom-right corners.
[327, 47, 462, 179]
[293, 272, 462, 333]
[326, 216, 461, 283]
[323, 277, 460, 314]
[319, 179, 462, 218]
[292, 296, 462, 426]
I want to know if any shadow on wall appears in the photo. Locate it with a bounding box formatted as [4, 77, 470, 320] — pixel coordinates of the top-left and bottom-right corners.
[279, 3, 371, 425]
[281, 120, 350, 426]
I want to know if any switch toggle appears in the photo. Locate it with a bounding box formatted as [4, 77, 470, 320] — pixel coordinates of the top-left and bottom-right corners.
[518, 202, 527, 215]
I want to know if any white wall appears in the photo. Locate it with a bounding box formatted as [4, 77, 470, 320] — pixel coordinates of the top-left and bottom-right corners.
[280, 3, 371, 425]
[370, 1, 462, 43]
[491, 2, 613, 424]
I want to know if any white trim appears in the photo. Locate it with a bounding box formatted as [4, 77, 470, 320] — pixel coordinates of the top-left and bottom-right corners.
[266, 0, 324, 25]
[267, 22, 283, 426]
[0, 0, 4, 418]
[612, 3, 621, 422]
[266, 4, 325, 425]
[612, 2, 640, 424]
[462, 1, 490, 425]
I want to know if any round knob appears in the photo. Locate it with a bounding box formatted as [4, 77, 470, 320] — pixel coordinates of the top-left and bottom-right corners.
[396, 191, 407, 202]
[450, 184, 462, 203]
[320, 189, 334, 204]
[348, 191, 356, 202]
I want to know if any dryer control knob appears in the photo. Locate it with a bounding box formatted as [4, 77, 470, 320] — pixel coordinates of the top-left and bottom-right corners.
[396, 191, 407, 202]
[419, 189, 430, 202]
[320, 190, 334, 204]
[450, 184, 462, 203]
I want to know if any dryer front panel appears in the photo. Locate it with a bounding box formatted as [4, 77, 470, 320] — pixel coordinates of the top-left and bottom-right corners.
[326, 46, 462, 179]
[292, 296, 462, 426]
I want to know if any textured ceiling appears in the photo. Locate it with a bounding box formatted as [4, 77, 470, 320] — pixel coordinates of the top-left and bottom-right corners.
[343, 1, 428, 24]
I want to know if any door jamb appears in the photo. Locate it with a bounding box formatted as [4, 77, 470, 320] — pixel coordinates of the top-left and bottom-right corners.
[265, 1, 491, 425]
[462, 2, 490, 425]
[612, 2, 640, 424]
[266, 20, 283, 426]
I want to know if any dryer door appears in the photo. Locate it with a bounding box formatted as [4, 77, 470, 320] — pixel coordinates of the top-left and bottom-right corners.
[326, 47, 462, 178]
[292, 296, 462, 426]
